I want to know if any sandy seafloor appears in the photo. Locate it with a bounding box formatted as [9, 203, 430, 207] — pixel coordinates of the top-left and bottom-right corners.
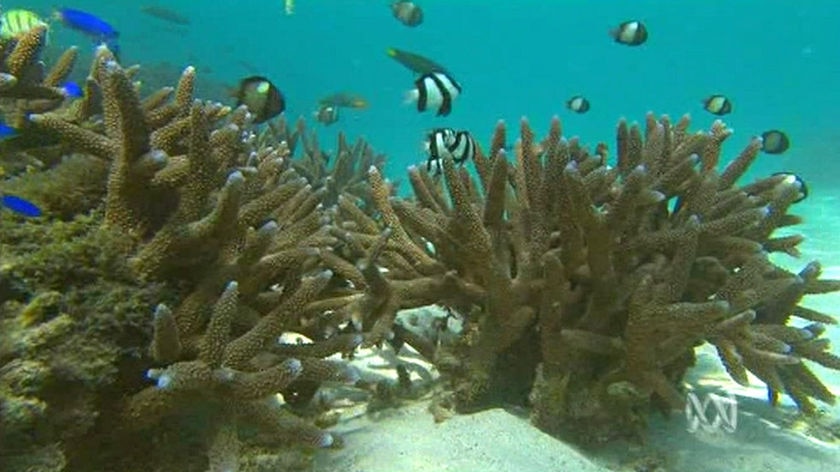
[310, 191, 840, 472]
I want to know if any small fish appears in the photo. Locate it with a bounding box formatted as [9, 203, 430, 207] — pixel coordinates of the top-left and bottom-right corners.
[702, 94, 732, 116]
[771, 173, 807, 203]
[61, 81, 83, 98]
[1, 194, 42, 217]
[281, 379, 319, 407]
[386, 47, 448, 75]
[233, 76, 286, 124]
[406, 72, 461, 116]
[53, 8, 119, 41]
[285, 0, 295, 15]
[425, 128, 475, 175]
[319, 92, 368, 109]
[314, 104, 339, 126]
[0, 9, 48, 40]
[610, 20, 648, 46]
[760, 130, 790, 154]
[566, 95, 590, 114]
[0, 121, 18, 139]
[140, 6, 190, 26]
[391, 1, 423, 27]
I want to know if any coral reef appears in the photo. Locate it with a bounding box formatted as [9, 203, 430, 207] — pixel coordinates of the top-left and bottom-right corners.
[1, 23, 839, 472]
[328, 114, 840, 444]
[0, 26, 82, 175]
[1, 44, 362, 472]
[258, 116, 389, 215]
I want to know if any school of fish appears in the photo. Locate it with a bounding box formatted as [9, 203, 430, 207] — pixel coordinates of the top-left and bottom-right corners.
[0, 2, 798, 219]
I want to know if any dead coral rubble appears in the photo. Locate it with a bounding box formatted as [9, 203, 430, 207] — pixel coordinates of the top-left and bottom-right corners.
[2, 46, 361, 472]
[330, 113, 840, 444]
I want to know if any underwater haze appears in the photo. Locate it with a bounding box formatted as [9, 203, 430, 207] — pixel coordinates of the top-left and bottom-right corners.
[21, 0, 840, 186]
[2, 1, 840, 472]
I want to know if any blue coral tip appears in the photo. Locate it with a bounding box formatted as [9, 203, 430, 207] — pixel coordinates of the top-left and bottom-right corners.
[317, 432, 334, 448]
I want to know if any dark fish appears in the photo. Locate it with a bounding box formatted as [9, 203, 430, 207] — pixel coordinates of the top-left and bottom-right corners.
[391, 1, 423, 27]
[319, 92, 368, 109]
[281, 379, 320, 407]
[610, 20, 647, 46]
[772, 172, 807, 203]
[702, 94, 732, 116]
[386, 47, 448, 75]
[396, 364, 413, 391]
[425, 128, 475, 174]
[234, 76, 285, 124]
[314, 104, 339, 126]
[141, 5, 190, 25]
[1, 195, 42, 217]
[566, 95, 590, 114]
[760, 130, 790, 154]
[406, 72, 461, 116]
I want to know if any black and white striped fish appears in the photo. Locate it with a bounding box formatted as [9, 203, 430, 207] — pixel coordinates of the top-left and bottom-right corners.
[425, 128, 476, 174]
[406, 71, 461, 116]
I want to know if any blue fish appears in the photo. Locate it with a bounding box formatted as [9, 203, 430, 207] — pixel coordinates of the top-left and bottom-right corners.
[61, 81, 83, 98]
[1, 195, 42, 217]
[0, 121, 17, 138]
[54, 8, 119, 41]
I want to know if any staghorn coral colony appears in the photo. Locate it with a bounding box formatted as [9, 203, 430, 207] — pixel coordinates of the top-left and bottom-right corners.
[0, 24, 838, 472]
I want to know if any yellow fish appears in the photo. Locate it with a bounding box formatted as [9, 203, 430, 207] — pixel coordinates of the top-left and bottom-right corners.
[0, 9, 48, 40]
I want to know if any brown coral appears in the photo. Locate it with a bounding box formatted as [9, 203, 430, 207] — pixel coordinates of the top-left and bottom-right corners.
[2, 46, 363, 471]
[327, 113, 839, 444]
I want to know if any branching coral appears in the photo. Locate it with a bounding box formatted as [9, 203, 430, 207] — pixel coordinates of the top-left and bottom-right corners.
[0, 26, 81, 174]
[2, 25, 838, 471]
[1, 46, 363, 471]
[327, 113, 840, 444]
[257, 116, 389, 216]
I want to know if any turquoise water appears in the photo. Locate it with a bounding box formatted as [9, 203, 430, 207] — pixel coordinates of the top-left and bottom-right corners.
[18, 0, 840, 187]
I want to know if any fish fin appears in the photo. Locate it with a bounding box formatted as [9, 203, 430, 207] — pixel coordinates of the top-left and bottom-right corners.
[403, 89, 418, 105]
